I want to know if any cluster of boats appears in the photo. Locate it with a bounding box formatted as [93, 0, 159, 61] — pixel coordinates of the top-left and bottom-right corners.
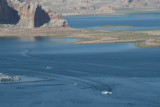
[0, 73, 20, 83]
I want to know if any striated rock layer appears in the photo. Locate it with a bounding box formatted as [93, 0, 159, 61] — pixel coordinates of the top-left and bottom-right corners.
[0, 0, 68, 29]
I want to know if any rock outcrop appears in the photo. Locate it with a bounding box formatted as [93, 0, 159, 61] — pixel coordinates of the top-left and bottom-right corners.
[99, 5, 115, 13]
[0, 0, 20, 24]
[0, 0, 68, 29]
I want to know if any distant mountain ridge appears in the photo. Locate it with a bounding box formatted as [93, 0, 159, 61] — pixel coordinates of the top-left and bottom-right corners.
[19, 0, 160, 16]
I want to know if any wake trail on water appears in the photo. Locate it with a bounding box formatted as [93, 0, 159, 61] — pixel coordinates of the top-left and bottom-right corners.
[33, 70, 113, 95]
[1, 48, 113, 95]
[21, 48, 129, 69]
[21, 49, 32, 58]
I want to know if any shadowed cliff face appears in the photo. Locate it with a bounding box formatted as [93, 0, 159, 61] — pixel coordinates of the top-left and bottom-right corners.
[0, 0, 20, 24]
[128, 0, 133, 3]
[34, 6, 50, 27]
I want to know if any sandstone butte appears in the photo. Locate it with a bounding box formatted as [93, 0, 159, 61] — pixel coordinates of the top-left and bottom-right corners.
[0, 0, 68, 29]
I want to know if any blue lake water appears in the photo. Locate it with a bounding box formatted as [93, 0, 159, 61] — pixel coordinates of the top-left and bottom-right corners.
[1, 13, 160, 107]
[65, 13, 160, 31]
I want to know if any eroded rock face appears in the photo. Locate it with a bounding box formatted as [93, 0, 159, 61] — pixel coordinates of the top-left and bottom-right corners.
[0, 0, 68, 29]
[16, 2, 51, 28]
[0, 0, 20, 24]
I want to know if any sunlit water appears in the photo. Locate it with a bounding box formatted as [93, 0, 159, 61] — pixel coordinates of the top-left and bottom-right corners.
[1, 13, 160, 107]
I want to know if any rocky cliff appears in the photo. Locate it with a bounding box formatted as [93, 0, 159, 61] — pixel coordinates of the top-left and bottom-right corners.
[0, 0, 68, 29]
[0, 0, 20, 24]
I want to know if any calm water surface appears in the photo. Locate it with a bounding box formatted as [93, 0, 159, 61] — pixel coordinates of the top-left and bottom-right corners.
[65, 13, 160, 31]
[0, 13, 160, 107]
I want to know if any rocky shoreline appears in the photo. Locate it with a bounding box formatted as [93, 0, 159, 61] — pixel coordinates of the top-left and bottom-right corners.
[0, 27, 160, 48]
[63, 12, 118, 17]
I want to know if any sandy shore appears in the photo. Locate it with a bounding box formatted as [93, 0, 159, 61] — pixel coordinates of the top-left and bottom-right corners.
[0, 27, 160, 48]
